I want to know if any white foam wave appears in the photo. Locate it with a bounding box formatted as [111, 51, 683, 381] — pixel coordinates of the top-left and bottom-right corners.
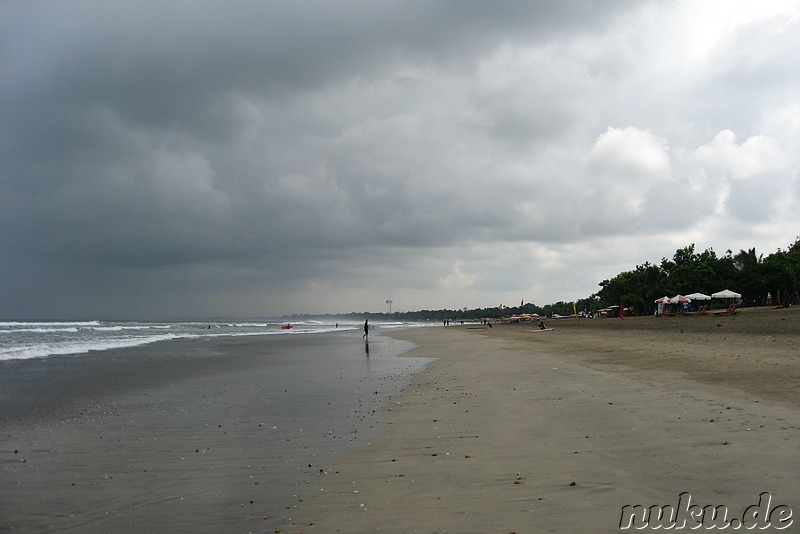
[0, 327, 80, 334]
[0, 333, 186, 362]
[0, 321, 102, 327]
[0, 319, 428, 362]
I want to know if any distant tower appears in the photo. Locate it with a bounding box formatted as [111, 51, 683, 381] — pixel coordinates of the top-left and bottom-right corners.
[386, 297, 393, 314]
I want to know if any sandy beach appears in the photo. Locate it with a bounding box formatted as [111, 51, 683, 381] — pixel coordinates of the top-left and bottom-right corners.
[288, 306, 800, 533]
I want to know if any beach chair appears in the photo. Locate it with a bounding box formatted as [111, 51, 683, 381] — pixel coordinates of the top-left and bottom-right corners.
[684, 305, 709, 316]
[712, 303, 738, 316]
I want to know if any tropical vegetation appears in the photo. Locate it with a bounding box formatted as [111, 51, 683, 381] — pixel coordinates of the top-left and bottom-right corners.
[592, 238, 800, 316]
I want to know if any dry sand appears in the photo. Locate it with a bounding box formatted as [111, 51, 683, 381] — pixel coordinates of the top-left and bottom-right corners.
[287, 306, 800, 533]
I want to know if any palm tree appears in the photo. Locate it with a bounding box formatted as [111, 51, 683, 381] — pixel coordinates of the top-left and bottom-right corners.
[732, 248, 764, 305]
[734, 248, 762, 271]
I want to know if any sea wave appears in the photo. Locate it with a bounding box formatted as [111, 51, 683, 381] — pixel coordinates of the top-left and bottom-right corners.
[0, 333, 187, 361]
[0, 327, 80, 334]
[0, 321, 102, 327]
[0, 319, 428, 361]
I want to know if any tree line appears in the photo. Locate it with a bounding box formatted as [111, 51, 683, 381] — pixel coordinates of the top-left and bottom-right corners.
[285, 238, 800, 322]
[588, 238, 800, 316]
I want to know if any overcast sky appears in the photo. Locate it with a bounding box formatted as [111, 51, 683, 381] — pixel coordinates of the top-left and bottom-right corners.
[2, 1, 799, 319]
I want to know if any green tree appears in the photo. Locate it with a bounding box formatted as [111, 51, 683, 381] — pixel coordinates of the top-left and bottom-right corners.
[788, 237, 800, 257]
[598, 261, 671, 315]
[761, 249, 800, 305]
[732, 248, 765, 305]
[660, 244, 723, 296]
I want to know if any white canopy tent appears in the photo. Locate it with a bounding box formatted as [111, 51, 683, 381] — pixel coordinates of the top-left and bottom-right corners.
[685, 292, 711, 301]
[711, 289, 741, 299]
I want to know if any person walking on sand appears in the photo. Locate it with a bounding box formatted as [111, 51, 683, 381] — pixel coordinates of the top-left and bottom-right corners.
[363, 319, 369, 340]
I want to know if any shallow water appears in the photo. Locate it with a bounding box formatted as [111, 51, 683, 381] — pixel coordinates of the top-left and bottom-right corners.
[0, 331, 432, 533]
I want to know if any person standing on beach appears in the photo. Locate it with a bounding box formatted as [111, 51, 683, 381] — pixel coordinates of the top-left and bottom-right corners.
[363, 319, 369, 340]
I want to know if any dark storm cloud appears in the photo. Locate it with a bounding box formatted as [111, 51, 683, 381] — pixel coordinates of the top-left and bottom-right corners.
[1, 0, 798, 318]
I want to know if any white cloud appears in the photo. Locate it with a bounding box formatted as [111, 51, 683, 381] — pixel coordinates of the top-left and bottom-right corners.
[440, 261, 477, 289]
[692, 130, 787, 179]
[589, 127, 670, 178]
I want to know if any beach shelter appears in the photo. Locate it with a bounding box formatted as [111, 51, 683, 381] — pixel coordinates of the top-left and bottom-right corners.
[712, 289, 741, 299]
[667, 295, 691, 314]
[685, 292, 711, 301]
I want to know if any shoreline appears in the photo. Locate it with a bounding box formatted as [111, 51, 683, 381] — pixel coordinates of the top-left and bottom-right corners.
[287, 306, 800, 533]
[0, 332, 430, 533]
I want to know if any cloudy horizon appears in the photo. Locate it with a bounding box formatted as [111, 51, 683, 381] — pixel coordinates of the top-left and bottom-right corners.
[2, 1, 798, 320]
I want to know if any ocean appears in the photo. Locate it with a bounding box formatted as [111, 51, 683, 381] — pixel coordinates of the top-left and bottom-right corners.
[0, 319, 434, 533]
[0, 318, 423, 362]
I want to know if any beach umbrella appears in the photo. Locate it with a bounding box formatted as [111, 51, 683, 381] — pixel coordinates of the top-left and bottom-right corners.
[685, 292, 711, 301]
[655, 296, 670, 315]
[711, 289, 741, 299]
[668, 295, 690, 304]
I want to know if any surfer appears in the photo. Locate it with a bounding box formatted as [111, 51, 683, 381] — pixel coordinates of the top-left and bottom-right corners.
[538, 320, 547, 330]
[363, 319, 369, 340]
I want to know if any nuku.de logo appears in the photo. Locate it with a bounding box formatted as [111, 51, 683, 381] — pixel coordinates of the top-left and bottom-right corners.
[619, 492, 792, 530]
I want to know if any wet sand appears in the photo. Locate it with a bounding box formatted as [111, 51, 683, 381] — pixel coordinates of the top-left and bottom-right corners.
[289, 306, 800, 533]
[0, 332, 430, 533]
